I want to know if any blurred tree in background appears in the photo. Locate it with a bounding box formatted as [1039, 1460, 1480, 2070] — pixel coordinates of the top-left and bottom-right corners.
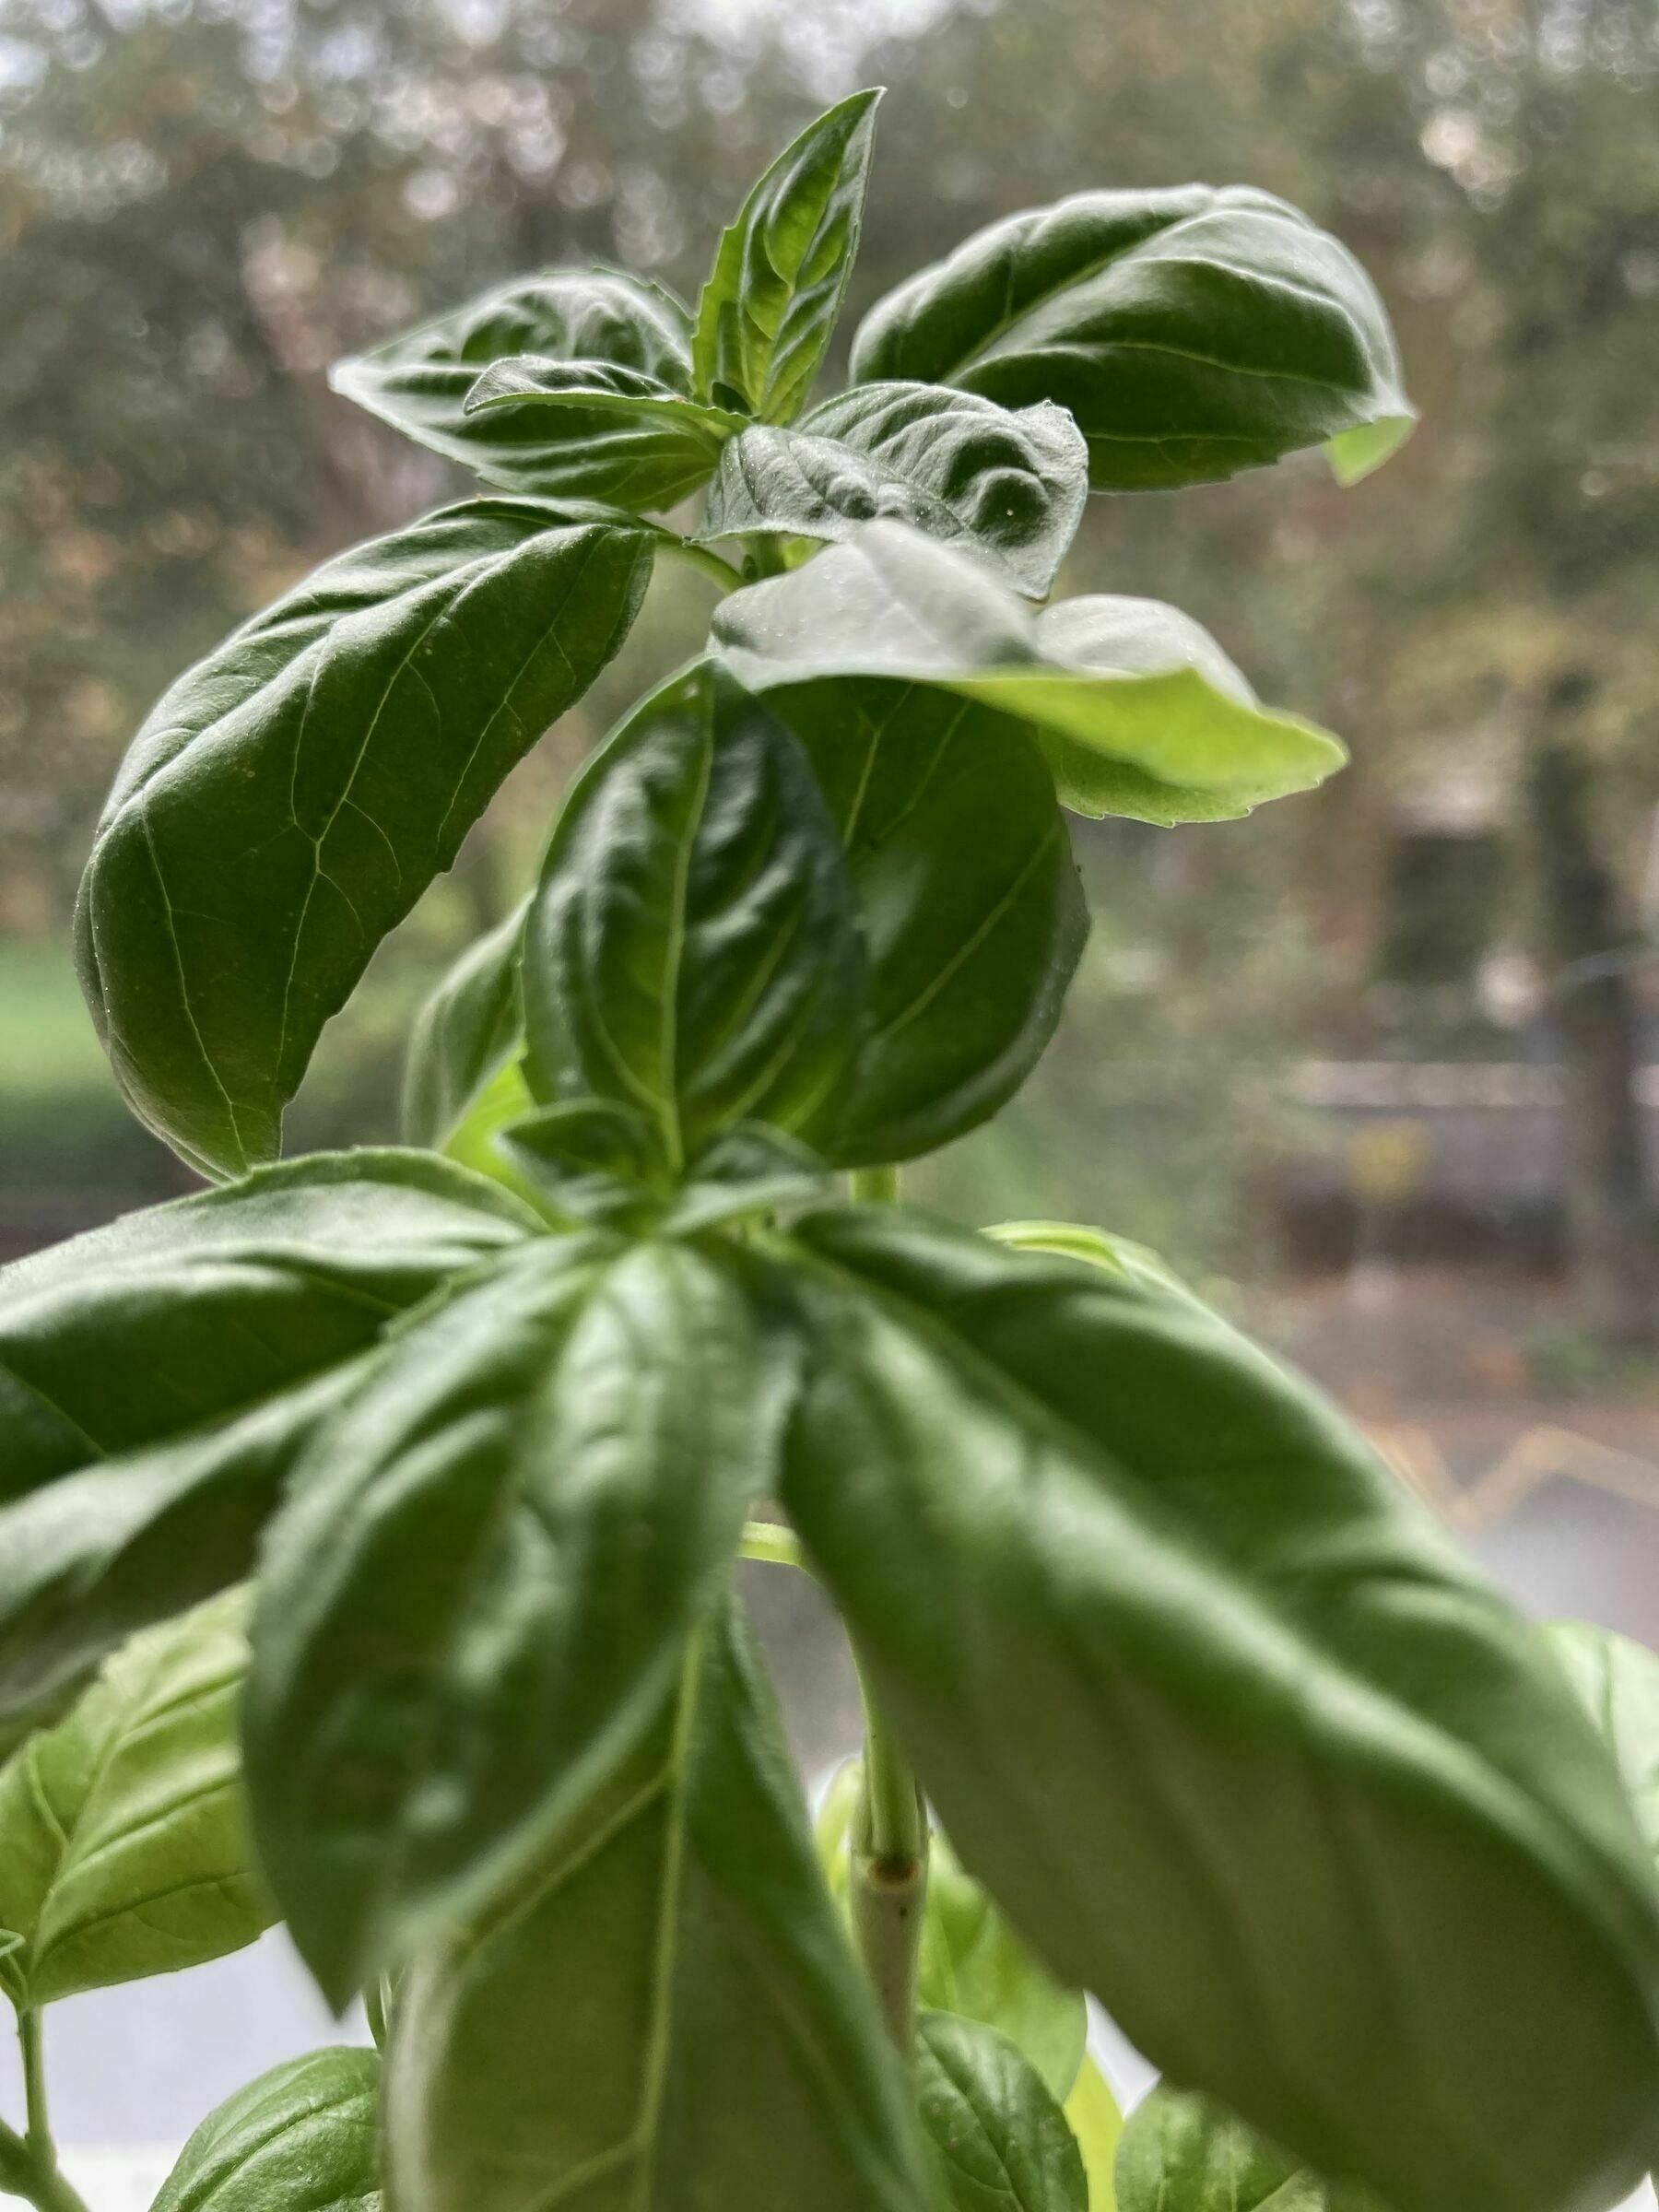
[2, 0, 1655, 1342]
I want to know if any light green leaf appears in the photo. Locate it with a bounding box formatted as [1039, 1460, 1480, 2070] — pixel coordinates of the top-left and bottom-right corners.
[0, 1150, 533, 1740]
[1114, 2085, 1378, 2212]
[245, 1233, 779, 2005]
[401, 901, 528, 1153]
[0, 1590, 272, 2009]
[1551, 1621, 1659, 1867]
[384, 1597, 932, 2212]
[701, 382, 1087, 595]
[151, 2047, 381, 2212]
[76, 499, 653, 1177]
[1065, 2060, 1123, 2212]
[711, 522, 1344, 822]
[522, 661, 865, 1176]
[918, 2012, 1088, 2212]
[817, 1764, 1086, 2104]
[771, 1207, 1659, 2212]
[850, 185, 1413, 491]
[331, 267, 701, 507]
[693, 90, 882, 421]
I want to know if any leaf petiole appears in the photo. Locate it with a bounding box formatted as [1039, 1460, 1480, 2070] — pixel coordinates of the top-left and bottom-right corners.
[658, 538, 746, 595]
[0, 2014, 90, 2212]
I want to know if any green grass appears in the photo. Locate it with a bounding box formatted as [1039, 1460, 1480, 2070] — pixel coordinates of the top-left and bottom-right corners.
[0, 938, 118, 1097]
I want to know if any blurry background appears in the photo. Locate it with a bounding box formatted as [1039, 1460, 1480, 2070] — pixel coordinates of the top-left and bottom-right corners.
[1, 0, 1656, 2186]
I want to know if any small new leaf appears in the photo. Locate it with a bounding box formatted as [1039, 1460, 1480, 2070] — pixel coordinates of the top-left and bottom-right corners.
[401, 901, 529, 1153]
[712, 523, 1344, 823]
[245, 1234, 778, 2003]
[701, 383, 1087, 595]
[693, 90, 883, 421]
[851, 185, 1412, 491]
[384, 1599, 932, 2212]
[0, 1591, 272, 2010]
[1115, 2085, 1379, 2212]
[917, 2012, 1088, 2212]
[332, 266, 700, 506]
[76, 500, 653, 1176]
[151, 2047, 382, 2212]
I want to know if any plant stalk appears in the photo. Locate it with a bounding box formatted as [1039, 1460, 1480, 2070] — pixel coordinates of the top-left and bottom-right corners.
[850, 1663, 928, 2058]
[849, 1163, 899, 1206]
[0, 2016, 90, 2212]
[661, 539, 746, 595]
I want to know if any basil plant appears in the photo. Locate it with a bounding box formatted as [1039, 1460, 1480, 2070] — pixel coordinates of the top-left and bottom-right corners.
[5, 88, 1658, 2212]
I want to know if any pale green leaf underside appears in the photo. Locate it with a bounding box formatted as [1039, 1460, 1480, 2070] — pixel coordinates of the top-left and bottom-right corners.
[711, 523, 1343, 823]
[0, 1590, 272, 2009]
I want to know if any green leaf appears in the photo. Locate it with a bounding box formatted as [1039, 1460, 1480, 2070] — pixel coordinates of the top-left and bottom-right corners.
[522, 662, 865, 1176]
[850, 185, 1413, 492]
[1065, 2061, 1123, 2212]
[693, 89, 883, 421]
[1115, 2085, 1377, 2212]
[817, 1765, 1086, 2104]
[0, 1149, 533, 1745]
[771, 1207, 1659, 2212]
[500, 1104, 832, 1235]
[401, 901, 529, 1153]
[0, 1590, 272, 2009]
[918, 2012, 1088, 2212]
[462, 357, 745, 501]
[245, 1233, 779, 2005]
[1551, 1621, 1659, 1867]
[384, 1596, 932, 2212]
[76, 499, 653, 1177]
[711, 523, 1344, 822]
[762, 675, 1087, 1163]
[331, 266, 701, 506]
[151, 2047, 381, 2212]
[700, 383, 1087, 595]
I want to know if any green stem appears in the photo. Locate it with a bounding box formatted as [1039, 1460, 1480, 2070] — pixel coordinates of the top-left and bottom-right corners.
[849, 1163, 899, 1206]
[660, 538, 746, 595]
[0, 2016, 89, 2212]
[851, 1661, 928, 2058]
[737, 1519, 811, 1572]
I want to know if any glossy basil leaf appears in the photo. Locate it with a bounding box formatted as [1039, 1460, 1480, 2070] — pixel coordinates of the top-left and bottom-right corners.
[385, 1596, 932, 2212]
[711, 524, 1344, 823]
[401, 900, 528, 1153]
[76, 500, 653, 1177]
[1065, 2061, 1124, 2212]
[0, 1148, 531, 1502]
[765, 677, 1086, 1163]
[462, 357, 745, 507]
[151, 2047, 382, 2212]
[246, 1232, 778, 2004]
[0, 1590, 271, 2009]
[919, 2012, 1088, 2212]
[772, 1208, 1659, 2212]
[500, 1102, 832, 1235]
[817, 1763, 1086, 2104]
[523, 661, 865, 1176]
[693, 89, 882, 421]
[1115, 2085, 1378, 2212]
[850, 185, 1413, 492]
[1552, 1622, 1659, 1867]
[332, 266, 700, 505]
[701, 383, 1087, 596]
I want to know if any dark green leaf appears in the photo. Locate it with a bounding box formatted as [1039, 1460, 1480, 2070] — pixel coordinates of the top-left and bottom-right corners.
[246, 1233, 779, 2004]
[522, 662, 865, 1176]
[772, 1208, 1659, 2212]
[693, 90, 882, 421]
[1551, 1622, 1659, 1867]
[332, 267, 700, 505]
[384, 1597, 932, 2212]
[701, 382, 1087, 595]
[711, 523, 1344, 822]
[500, 1102, 831, 1234]
[401, 900, 528, 1152]
[76, 500, 653, 1177]
[0, 1590, 271, 2009]
[462, 357, 744, 503]
[764, 677, 1087, 1163]
[817, 1764, 1087, 2103]
[918, 2012, 1088, 2212]
[1115, 2085, 1379, 2212]
[151, 2047, 381, 2212]
[0, 1150, 533, 1741]
[850, 185, 1413, 491]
